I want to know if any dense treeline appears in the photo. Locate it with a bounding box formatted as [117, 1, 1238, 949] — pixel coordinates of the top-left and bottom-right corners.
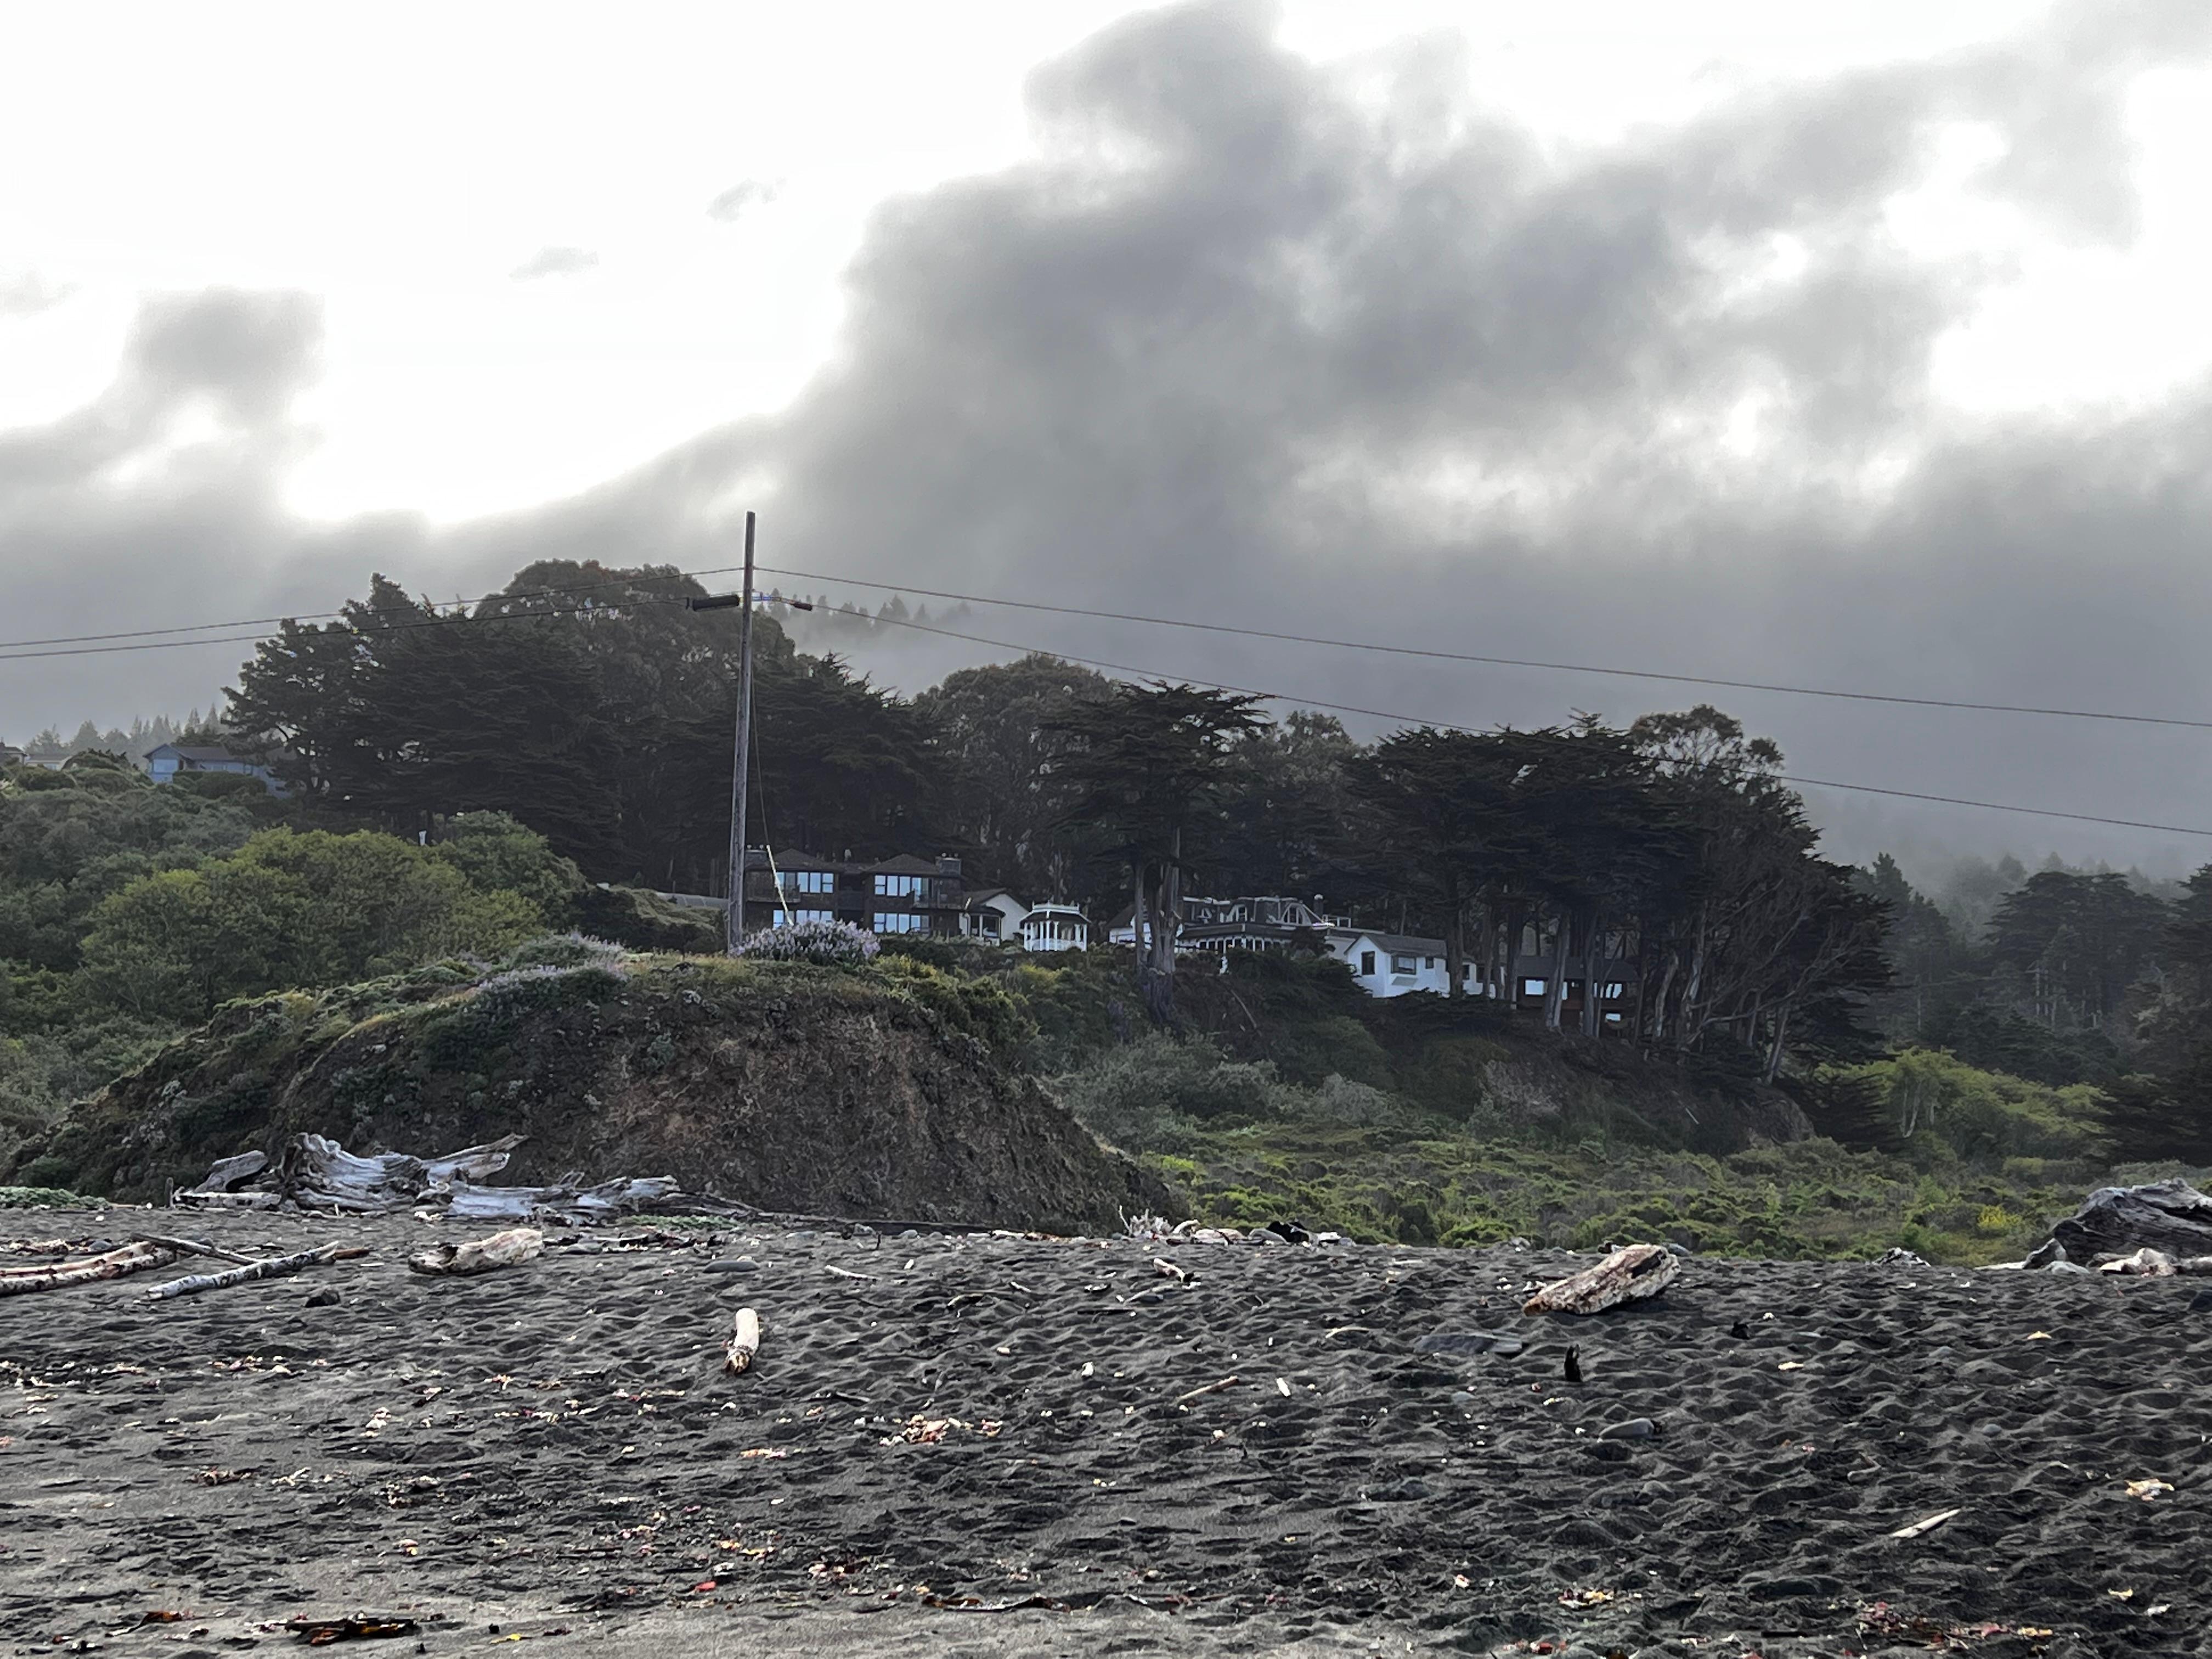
[8, 561, 2212, 1163]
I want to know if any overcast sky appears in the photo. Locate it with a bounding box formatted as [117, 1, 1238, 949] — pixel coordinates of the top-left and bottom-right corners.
[6, 0, 2212, 881]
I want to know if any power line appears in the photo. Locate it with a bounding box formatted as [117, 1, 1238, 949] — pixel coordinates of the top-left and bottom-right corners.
[842, 606, 2212, 840]
[755, 561, 2212, 734]
[7, 555, 2208, 837]
[0, 564, 752, 654]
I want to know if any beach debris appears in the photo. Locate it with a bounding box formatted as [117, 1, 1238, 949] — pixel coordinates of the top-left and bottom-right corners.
[1415, 1331, 1524, 1356]
[2050, 1177, 2212, 1264]
[2100, 1247, 2179, 1277]
[1728, 1319, 1751, 1339]
[1876, 1248, 1928, 1266]
[132, 1231, 261, 1267]
[150, 1243, 366, 1300]
[706, 1256, 761, 1274]
[1887, 1507, 1963, 1540]
[1153, 1256, 1197, 1285]
[1171, 1375, 1241, 1408]
[282, 1611, 421, 1645]
[1563, 1346, 1583, 1384]
[188, 1150, 269, 1194]
[407, 1226, 543, 1277]
[173, 1133, 733, 1226]
[1598, 1417, 1657, 1440]
[2125, 1478, 2174, 1500]
[0, 1238, 179, 1296]
[1522, 1243, 1680, 1316]
[725, 1307, 762, 1374]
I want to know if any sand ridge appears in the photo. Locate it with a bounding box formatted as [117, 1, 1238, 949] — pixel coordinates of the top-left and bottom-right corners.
[2, 1209, 2207, 1657]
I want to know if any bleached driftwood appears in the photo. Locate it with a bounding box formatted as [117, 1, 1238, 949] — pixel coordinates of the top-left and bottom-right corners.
[132, 1232, 261, 1267]
[407, 1226, 544, 1277]
[725, 1306, 762, 1374]
[170, 1188, 281, 1212]
[279, 1132, 527, 1214]
[147, 1243, 365, 1299]
[1522, 1243, 1681, 1316]
[190, 1151, 268, 1193]
[442, 1175, 682, 1224]
[0, 1240, 176, 1296]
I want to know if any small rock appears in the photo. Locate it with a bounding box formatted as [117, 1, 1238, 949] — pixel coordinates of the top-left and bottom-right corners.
[705, 1256, 761, 1274]
[1250, 1228, 1287, 1245]
[304, 1287, 341, 1308]
[2046, 1260, 2092, 1276]
[850, 1225, 877, 1243]
[1448, 1390, 1476, 1407]
[1131, 1291, 1164, 1305]
[1663, 1242, 1692, 1258]
[1597, 1417, 1657, 1441]
[2188, 1288, 2212, 1312]
[896, 1229, 919, 1240]
[2021, 1237, 2068, 1270]
[1312, 1232, 1348, 1248]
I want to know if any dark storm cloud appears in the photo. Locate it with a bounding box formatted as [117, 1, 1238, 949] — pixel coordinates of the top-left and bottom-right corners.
[5, 0, 2211, 874]
[509, 245, 599, 280]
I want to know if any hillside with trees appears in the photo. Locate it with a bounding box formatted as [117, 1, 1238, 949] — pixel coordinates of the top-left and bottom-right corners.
[9, 560, 2212, 1249]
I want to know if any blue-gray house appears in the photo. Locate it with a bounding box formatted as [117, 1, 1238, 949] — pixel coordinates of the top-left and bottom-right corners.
[144, 743, 283, 794]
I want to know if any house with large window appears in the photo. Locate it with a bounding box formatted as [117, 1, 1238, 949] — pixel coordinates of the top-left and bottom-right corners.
[739, 849, 967, 936]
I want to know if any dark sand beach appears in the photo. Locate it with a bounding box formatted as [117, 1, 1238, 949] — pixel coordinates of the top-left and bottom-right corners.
[4, 1209, 2208, 1657]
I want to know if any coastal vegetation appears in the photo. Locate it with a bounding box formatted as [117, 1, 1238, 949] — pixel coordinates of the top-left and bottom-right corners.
[8, 559, 2212, 1259]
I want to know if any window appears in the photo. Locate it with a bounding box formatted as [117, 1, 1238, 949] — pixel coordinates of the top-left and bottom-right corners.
[772, 907, 834, 927]
[1359, 950, 1376, 975]
[1424, 956, 1436, 969]
[778, 870, 833, 894]
[1523, 978, 1547, 997]
[873, 873, 927, 899]
[872, 912, 928, 934]
[1603, 982, 1626, 1000]
[1391, 954, 1417, 975]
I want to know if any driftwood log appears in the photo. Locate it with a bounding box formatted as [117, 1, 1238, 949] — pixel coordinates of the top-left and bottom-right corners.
[2049, 1180, 2212, 1264]
[0, 1240, 176, 1296]
[190, 1151, 268, 1193]
[278, 1133, 527, 1214]
[407, 1226, 544, 1277]
[147, 1243, 366, 1299]
[725, 1307, 762, 1374]
[1523, 1243, 1681, 1316]
[443, 1175, 683, 1224]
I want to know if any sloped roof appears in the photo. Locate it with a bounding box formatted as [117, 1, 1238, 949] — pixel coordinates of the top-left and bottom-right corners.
[147, 743, 258, 764]
[869, 854, 943, 877]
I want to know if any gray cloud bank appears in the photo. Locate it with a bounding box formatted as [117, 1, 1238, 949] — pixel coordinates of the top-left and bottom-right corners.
[6, 0, 2212, 879]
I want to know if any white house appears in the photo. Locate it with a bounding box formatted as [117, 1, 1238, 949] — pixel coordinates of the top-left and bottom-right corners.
[1104, 894, 1493, 1000]
[1334, 931, 1471, 998]
[957, 888, 1030, 944]
[957, 889, 1091, 952]
[1019, 902, 1090, 952]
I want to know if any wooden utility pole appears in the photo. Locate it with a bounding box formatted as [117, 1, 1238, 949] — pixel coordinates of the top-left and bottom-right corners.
[729, 510, 757, 953]
[688, 514, 810, 955]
